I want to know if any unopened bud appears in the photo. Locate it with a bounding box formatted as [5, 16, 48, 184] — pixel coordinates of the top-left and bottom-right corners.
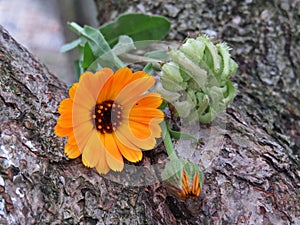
[159, 35, 237, 123]
[161, 159, 204, 200]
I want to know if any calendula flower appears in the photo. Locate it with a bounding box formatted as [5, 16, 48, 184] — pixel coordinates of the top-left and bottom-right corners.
[161, 159, 203, 200]
[54, 68, 164, 174]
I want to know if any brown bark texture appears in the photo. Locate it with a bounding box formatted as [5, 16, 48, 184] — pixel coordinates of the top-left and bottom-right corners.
[94, 0, 300, 224]
[0, 0, 300, 224]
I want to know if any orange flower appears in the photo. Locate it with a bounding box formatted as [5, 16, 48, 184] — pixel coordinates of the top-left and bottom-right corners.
[55, 68, 164, 174]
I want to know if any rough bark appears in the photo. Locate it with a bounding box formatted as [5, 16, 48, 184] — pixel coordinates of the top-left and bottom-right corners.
[0, 26, 148, 224]
[94, 0, 300, 224]
[0, 0, 299, 224]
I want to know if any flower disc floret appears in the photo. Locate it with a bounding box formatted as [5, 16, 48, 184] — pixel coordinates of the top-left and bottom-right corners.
[93, 100, 123, 134]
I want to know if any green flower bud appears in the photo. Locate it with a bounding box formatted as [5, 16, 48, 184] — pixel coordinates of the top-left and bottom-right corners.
[156, 82, 181, 102]
[173, 100, 193, 118]
[161, 159, 204, 200]
[180, 38, 205, 64]
[158, 35, 238, 123]
[161, 62, 187, 92]
[162, 62, 183, 83]
[168, 49, 208, 90]
[196, 35, 220, 73]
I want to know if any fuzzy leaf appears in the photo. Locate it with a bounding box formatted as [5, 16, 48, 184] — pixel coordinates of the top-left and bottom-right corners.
[144, 50, 169, 61]
[67, 22, 125, 70]
[112, 35, 136, 56]
[60, 38, 82, 53]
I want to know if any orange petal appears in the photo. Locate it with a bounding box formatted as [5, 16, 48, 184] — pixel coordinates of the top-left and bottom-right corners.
[113, 133, 142, 162]
[196, 185, 201, 196]
[69, 83, 78, 99]
[114, 129, 141, 150]
[96, 75, 114, 103]
[54, 124, 72, 137]
[72, 121, 94, 152]
[192, 173, 201, 196]
[104, 133, 124, 171]
[82, 131, 101, 168]
[117, 123, 157, 150]
[182, 170, 190, 195]
[126, 107, 164, 128]
[128, 117, 162, 139]
[95, 134, 110, 174]
[73, 83, 96, 110]
[192, 173, 198, 194]
[132, 71, 149, 79]
[96, 158, 110, 174]
[148, 122, 162, 138]
[91, 68, 115, 103]
[57, 113, 73, 128]
[58, 98, 73, 114]
[65, 139, 81, 159]
[82, 69, 114, 101]
[114, 76, 155, 105]
[72, 71, 111, 110]
[72, 106, 93, 127]
[105, 67, 133, 100]
[106, 68, 151, 101]
[79, 71, 94, 82]
[134, 92, 163, 108]
[66, 132, 76, 146]
[129, 107, 164, 120]
[126, 115, 163, 125]
[129, 120, 153, 140]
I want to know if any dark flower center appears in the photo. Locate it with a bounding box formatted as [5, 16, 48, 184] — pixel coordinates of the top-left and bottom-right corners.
[93, 100, 123, 134]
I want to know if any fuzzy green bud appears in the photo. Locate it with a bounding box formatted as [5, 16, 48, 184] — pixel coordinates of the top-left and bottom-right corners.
[159, 35, 238, 123]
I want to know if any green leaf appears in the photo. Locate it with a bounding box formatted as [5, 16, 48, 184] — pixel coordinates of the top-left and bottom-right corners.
[158, 100, 168, 110]
[99, 13, 171, 47]
[67, 22, 125, 70]
[143, 63, 155, 75]
[60, 38, 82, 53]
[112, 35, 136, 56]
[74, 60, 83, 80]
[68, 22, 112, 57]
[144, 50, 169, 61]
[82, 43, 96, 69]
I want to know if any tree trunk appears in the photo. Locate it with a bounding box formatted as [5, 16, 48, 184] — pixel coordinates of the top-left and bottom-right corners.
[1, 0, 300, 224]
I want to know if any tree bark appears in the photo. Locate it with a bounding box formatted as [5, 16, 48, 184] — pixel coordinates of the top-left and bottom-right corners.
[94, 0, 300, 224]
[0, 0, 300, 224]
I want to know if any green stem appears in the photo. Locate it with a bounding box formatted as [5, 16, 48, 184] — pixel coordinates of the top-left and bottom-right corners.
[161, 121, 178, 160]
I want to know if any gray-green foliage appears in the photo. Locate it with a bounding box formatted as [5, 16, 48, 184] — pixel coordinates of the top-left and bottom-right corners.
[158, 35, 238, 123]
[61, 13, 171, 78]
